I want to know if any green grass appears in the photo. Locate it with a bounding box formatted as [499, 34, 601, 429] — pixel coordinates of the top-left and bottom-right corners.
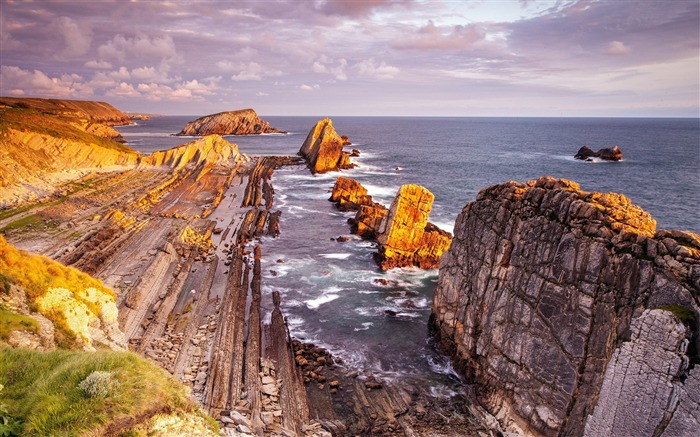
[0, 107, 135, 154]
[0, 346, 215, 436]
[658, 305, 696, 324]
[0, 214, 43, 233]
[0, 308, 40, 340]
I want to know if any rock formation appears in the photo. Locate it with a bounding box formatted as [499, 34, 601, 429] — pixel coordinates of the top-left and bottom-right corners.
[431, 176, 700, 436]
[0, 96, 132, 125]
[329, 177, 373, 210]
[575, 145, 623, 161]
[298, 118, 354, 174]
[140, 135, 244, 172]
[376, 184, 452, 270]
[175, 109, 282, 136]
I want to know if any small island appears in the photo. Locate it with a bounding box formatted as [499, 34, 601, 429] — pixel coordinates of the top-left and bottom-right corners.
[175, 108, 283, 136]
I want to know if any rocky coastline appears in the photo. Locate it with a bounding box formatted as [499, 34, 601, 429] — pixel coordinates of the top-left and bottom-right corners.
[175, 108, 283, 136]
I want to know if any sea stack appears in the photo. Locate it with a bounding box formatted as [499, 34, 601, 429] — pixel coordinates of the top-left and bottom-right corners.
[431, 176, 700, 436]
[176, 108, 282, 136]
[298, 118, 354, 174]
[375, 184, 452, 270]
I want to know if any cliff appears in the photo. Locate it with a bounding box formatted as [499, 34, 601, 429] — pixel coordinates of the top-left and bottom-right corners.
[376, 184, 452, 270]
[0, 96, 131, 125]
[298, 118, 354, 174]
[431, 177, 700, 436]
[0, 235, 123, 350]
[175, 108, 282, 136]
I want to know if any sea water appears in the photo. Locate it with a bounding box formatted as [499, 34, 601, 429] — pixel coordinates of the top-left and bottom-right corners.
[117, 116, 700, 391]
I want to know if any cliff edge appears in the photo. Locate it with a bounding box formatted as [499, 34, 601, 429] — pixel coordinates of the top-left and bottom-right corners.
[175, 108, 282, 136]
[431, 176, 700, 436]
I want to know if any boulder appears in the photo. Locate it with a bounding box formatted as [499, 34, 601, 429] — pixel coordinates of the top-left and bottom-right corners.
[375, 184, 452, 270]
[175, 109, 282, 136]
[431, 176, 700, 436]
[329, 177, 374, 210]
[298, 118, 354, 174]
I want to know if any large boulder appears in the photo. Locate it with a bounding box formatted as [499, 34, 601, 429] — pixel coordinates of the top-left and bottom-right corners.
[431, 176, 700, 436]
[298, 118, 354, 174]
[574, 145, 623, 161]
[329, 177, 373, 210]
[176, 109, 282, 136]
[375, 184, 452, 270]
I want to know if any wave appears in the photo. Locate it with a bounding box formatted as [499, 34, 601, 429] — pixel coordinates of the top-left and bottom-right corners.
[353, 322, 374, 332]
[320, 253, 352, 260]
[305, 293, 340, 309]
[362, 183, 400, 199]
[431, 220, 455, 233]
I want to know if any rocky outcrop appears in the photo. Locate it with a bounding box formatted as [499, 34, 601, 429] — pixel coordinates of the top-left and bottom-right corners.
[431, 176, 700, 436]
[140, 135, 244, 173]
[329, 177, 373, 210]
[298, 118, 354, 174]
[376, 184, 452, 270]
[0, 97, 132, 125]
[175, 109, 282, 136]
[575, 145, 623, 161]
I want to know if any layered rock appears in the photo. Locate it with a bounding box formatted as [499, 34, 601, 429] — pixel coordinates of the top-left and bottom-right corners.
[329, 177, 373, 210]
[574, 145, 623, 161]
[376, 184, 452, 270]
[140, 135, 244, 172]
[298, 118, 354, 174]
[431, 176, 700, 436]
[175, 109, 282, 136]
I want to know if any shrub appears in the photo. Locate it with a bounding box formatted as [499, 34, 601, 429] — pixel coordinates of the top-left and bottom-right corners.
[78, 371, 118, 398]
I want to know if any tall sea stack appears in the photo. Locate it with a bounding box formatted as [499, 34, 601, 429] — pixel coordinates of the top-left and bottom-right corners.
[298, 118, 354, 174]
[431, 176, 700, 436]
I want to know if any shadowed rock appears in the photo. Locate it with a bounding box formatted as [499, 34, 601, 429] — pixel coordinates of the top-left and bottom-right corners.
[431, 176, 700, 436]
[575, 145, 623, 161]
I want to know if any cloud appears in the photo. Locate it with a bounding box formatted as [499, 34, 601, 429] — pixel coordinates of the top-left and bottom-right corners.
[0, 65, 92, 98]
[107, 82, 140, 98]
[84, 60, 113, 69]
[395, 21, 485, 50]
[312, 56, 347, 80]
[55, 16, 91, 57]
[231, 62, 282, 81]
[98, 34, 178, 63]
[354, 59, 399, 79]
[605, 40, 630, 56]
[300, 84, 320, 91]
[315, 0, 414, 17]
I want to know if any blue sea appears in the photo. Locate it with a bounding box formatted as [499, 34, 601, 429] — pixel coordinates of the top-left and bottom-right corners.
[117, 116, 700, 392]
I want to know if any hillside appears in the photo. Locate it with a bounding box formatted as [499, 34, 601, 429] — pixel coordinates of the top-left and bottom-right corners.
[0, 97, 131, 125]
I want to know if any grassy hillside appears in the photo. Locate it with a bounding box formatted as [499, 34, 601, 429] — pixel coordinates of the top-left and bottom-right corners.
[0, 97, 131, 125]
[0, 346, 217, 436]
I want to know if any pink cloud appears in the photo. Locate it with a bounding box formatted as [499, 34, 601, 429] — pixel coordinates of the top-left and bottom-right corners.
[395, 21, 485, 50]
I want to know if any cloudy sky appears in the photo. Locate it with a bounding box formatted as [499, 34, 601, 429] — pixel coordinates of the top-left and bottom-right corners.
[1, 0, 698, 116]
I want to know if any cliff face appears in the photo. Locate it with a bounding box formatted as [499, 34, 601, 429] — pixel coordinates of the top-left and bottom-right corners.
[0, 96, 131, 125]
[176, 109, 282, 136]
[298, 118, 354, 174]
[431, 177, 700, 436]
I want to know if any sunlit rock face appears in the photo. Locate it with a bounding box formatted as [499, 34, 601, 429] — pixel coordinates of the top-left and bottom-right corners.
[139, 135, 243, 172]
[431, 176, 700, 436]
[175, 109, 282, 136]
[298, 118, 354, 174]
[376, 184, 452, 270]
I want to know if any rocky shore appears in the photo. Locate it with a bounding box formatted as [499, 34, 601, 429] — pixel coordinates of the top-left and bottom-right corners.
[176, 108, 283, 136]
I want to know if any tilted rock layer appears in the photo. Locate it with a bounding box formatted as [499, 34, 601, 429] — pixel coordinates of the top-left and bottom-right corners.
[298, 118, 354, 174]
[176, 108, 282, 136]
[431, 176, 700, 436]
[140, 135, 244, 172]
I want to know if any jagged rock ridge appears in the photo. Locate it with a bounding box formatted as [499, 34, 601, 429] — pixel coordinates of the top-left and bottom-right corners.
[298, 118, 354, 174]
[431, 176, 700, 437]
[175, 109, 282, 136]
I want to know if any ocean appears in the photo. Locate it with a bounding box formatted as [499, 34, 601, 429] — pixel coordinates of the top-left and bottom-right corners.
[117, 116, 700, 394]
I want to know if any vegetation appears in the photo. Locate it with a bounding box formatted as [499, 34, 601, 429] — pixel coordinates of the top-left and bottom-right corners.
[0, 307, 40, 341]
[658, 304, 696, 324]
[0, 107, 134, 153]
[0, 346, 216, 436]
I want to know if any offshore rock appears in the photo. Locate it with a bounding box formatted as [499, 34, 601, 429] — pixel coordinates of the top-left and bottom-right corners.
[376, 184, 452, 270]
[329, 177, 373, 211]
[574, 145, 623, 161]
[298, 118, 354, 174]
[431, 176, 700, 436]
[175, 109, 282, 136]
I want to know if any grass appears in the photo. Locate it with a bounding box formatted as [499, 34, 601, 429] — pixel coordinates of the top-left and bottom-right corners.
[0, 214, 44, 234]
[0, 107, 135, 154]
[658, 304, 696, 324]
[0, 308, 40, 341]
[0, 346, 216, 436]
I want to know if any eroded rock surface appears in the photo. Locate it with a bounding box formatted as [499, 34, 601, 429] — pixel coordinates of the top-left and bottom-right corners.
[376, 184, 452, 270]
[431, 176, 700, 436]
[298, 118, 354, 174]
[176, 109, 282, 136]
[574, 145, 623, 161]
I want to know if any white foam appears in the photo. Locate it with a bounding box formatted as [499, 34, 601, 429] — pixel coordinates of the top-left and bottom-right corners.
[362, 183, 400, 199]
[305, 293, 340, 309]
[431, 220, 455, 233]
[353, 322, 374, 332]
[320, 253, 352, 260]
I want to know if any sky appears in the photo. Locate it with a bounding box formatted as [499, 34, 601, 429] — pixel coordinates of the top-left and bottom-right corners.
[1, 0, 698, 117]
